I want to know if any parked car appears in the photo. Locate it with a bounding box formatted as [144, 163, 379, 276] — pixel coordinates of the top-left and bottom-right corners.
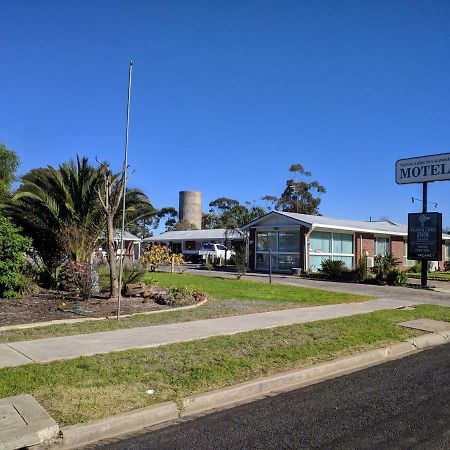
[198, 243, 235, 261]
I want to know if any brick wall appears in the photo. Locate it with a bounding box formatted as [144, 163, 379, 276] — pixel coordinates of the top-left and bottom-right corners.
[355, 233, 375, 262]
[390, 236, 405, 267]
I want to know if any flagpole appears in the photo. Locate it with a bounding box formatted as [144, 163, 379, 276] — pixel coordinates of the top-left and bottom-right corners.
[117, 60, 133, 321]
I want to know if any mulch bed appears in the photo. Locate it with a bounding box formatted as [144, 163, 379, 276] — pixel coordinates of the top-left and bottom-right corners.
[0, 288, 200, 327]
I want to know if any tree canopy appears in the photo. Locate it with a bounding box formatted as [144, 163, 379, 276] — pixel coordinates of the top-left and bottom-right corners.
[265, 163, 326, 215]
[0, 143, 20, 200]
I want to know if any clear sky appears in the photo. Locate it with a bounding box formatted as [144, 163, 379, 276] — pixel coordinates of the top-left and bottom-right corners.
[1, 0, 449, 228]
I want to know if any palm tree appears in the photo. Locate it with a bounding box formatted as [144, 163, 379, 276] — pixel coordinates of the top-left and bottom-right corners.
[3, 157, 104, 286]
[3, 156, 155, 295]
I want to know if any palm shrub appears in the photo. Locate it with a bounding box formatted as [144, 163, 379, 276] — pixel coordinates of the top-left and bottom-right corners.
[0, 215, 31, 298]
[319, 258, 346, 279]
[386, 269, 408, 286]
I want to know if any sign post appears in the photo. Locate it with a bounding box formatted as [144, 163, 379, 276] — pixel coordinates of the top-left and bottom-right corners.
[396, 152, 449, 289]
[421, 183, 427, 288]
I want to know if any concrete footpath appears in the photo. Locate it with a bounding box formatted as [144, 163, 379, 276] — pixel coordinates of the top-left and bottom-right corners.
[0, 299, 418, 369]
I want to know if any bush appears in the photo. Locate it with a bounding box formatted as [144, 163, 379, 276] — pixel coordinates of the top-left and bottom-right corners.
[122, 263, 147, 286]
[373, 253, 401, 283]
[0, 215, 31, 298]
[234, 248, 247, 280]
[444, 261, 450, 272]
[386, 269, 408, 286]
[319, 259, 346, 279]
[407, 262, 421, 274]
[357, 256, 368, 281]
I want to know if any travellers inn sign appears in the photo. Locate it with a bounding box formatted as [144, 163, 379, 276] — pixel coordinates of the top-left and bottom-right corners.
[407, 212, 442, 261]
[396, 152, 450, 184]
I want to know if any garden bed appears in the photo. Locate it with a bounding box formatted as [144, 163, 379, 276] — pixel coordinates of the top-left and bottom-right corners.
[0, 287, 202, 327]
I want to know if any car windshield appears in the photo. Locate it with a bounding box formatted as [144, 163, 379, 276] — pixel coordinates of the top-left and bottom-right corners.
[203, 244, 214, 250]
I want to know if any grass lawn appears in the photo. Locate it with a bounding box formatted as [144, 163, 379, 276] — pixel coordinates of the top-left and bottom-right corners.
[1, 304, 449, 426]
[144, 272, 370, 304]
[408, 272, 450, 281]
[0, 273, 369, 344]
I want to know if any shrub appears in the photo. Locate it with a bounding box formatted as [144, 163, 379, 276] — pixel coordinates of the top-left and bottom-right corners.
[319, 259, 346, 279]
[121, 263, 146, 286]
[407, 262, 421, 273]
[444, 261, 450, 272]
[141, 245, 185, 272]
[234, 248, 247, 280]
[357, 256, 368, 281]
[386, 269, 408, 286]
[373, 253, 401, 283]
[0, 215, 31, 298]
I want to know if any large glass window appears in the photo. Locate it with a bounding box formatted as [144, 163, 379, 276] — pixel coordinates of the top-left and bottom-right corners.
[309, 231, 354, 271]
[255, 230, 300, 272]
[404, 241, 417, 266]
[278, 231, 300, 252]
[375, 237, 390, 255]
[310, 231, 331, 253]
[446, 242, 450, 261]
[256, 231, 277, 252]
[333, 233, 353, 254]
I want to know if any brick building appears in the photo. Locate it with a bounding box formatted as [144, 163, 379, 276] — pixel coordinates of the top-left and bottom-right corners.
[242, 211, 450, 273]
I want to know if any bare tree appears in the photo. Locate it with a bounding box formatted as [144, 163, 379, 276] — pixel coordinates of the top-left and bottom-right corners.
[97, 161, 126, 299]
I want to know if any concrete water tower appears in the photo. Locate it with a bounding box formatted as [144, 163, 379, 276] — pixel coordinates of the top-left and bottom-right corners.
[179, 191, 202, 229]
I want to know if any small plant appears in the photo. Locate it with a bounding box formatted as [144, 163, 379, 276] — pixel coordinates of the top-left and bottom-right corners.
[357, 255, 368, 281]
[373, 253, 401, 284]
[234, 247, 247, 280]
[386, 269, 408, 286]
[444, 261, 450, 271]
[319, 259, 346, 279]
[121, 263, 147, 286]
[408, 262, 421, 274]
[204, 256, 214, 275]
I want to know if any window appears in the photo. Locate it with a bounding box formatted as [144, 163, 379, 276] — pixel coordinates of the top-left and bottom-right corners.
[333, 233, 353, 254]
[185, 241, 196, 250]
[375, 237, 390, 255]
[404, 241, 417, 266]
[308, 231, 354, 271]
[255, 230, 300, 272]
[310, 231, 331, 253]
[446, 242, 450, 261]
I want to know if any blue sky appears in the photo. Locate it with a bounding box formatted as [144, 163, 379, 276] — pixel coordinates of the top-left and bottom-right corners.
[1, 0, 449, 228]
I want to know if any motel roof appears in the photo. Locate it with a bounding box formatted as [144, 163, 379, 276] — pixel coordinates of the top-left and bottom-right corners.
[242, 211, 450, 239]
[143, 228, 245, 243]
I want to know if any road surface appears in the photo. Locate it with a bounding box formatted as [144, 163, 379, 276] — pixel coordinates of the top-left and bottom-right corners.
[91, 343, 450, 449]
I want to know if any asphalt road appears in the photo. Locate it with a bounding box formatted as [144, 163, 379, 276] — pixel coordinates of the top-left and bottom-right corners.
[92, 343, 450, 450]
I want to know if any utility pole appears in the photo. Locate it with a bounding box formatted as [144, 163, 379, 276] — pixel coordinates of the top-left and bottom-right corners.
[117, 60, 133, 321]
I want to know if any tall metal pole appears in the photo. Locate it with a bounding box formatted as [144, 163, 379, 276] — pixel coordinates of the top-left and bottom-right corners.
[117, 60, 133, 321]
[421, 182, 428, 289]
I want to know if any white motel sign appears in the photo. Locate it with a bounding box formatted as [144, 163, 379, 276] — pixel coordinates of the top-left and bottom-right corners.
[395, 152, 450, 184]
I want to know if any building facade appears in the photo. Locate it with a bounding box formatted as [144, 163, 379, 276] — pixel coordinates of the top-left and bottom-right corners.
[242, 211, 450, 273]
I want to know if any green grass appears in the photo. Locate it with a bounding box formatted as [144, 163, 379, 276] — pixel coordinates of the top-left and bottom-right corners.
[1, 304, 449, 426]
[144, 272, 370, 304]
[0, 273, 370, 344]
[408, 272, 450, 281]
[0, 299, 302, 344]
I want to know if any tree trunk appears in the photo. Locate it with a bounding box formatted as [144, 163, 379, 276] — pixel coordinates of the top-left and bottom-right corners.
[107, 216, 119, 298]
